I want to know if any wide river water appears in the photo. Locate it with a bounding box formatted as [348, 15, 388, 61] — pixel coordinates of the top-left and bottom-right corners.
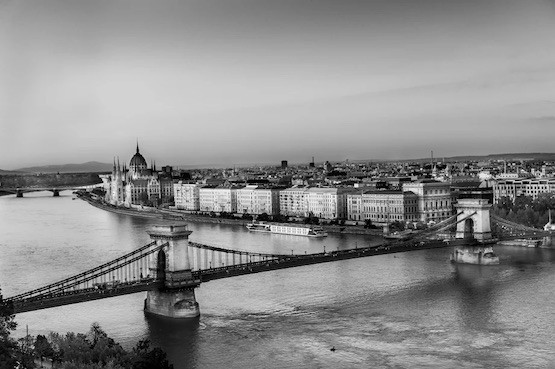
[1, 192, 555, 368]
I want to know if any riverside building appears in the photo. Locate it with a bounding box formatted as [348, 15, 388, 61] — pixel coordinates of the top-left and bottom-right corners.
[307, 187, 351, 220]
[199, 185, 238, 213]
[347, 190, 419, 225]
[402, 180, 453, 224]
[173, 182, 201, 211]
[279, 186, 310, 217]
[102, 143, 172, 207]
[236, 185, 280, 216]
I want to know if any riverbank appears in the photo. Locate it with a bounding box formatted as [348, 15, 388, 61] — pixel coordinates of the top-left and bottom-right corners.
[77, 193, 382, 235]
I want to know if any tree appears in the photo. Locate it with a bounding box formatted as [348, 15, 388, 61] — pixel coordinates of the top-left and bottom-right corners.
[303, 212, 319, 225]
[257, 213, 270, 222]
[35, 334, 54, 366]
[241, 213, 253, 221]
[272, 214, 288, 223]
[496, 196, 513, 212]
[139, 191, 149, 205]
[514, 195, 533, 211]
[0, 287, 18, 369]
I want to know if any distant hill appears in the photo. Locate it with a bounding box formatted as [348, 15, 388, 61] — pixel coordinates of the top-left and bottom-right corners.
[0, 169, 26, 175]
[16, 161, 112, 173]
[396, 152, 555, 163]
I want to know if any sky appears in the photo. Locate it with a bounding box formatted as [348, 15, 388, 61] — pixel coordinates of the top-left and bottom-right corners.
[1, 0, 555, 169]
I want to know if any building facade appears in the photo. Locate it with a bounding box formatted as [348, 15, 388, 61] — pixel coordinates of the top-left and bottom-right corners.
[199, 186, 238, 213]
[279, 186, 310, 217]
[402, 180, 453, 224]
[307, 188, 350, 220]
[347, 190, 419, 225]
[493, 178, 555, 203]
[174, 182, 201, 211]
[236, 185, 280, 215]
[102, 143, 172, 207]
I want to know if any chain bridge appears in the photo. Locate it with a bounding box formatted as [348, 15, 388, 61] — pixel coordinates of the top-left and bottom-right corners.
[3, 200, 552, 318]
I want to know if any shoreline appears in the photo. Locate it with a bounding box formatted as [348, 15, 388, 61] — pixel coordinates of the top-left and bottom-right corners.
[77, 194, 382, 235]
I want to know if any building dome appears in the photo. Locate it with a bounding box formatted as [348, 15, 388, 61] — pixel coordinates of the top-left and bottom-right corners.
[129, 143, 147, 172]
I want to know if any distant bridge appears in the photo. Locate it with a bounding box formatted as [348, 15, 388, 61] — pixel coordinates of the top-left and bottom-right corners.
[0, 184, 103, 197]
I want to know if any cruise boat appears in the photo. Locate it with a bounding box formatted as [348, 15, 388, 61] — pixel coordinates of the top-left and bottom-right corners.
[246, 222, 327, 238]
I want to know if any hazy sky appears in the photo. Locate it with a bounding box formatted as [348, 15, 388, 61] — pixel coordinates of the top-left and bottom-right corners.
[1, 0, 555, 169]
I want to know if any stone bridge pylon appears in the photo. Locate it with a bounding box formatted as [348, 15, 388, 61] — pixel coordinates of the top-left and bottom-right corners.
[451, 198, 499, 265]
[144, 224, 201, 319]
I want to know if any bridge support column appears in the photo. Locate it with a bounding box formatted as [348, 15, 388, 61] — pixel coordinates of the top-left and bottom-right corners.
[16, 190, 23, 198]
[144, 288, 199, 319]
[52, 190, 60, 197]
[144, 223, 200, 319]
[450, 245, 499, 265]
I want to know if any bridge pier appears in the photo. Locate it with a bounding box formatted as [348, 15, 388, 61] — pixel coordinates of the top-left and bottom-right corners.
[52, 189, 60, 197]
[16, 190, 23, 198]
[144, 223, 200, 319]
[450, 245, 499, 265]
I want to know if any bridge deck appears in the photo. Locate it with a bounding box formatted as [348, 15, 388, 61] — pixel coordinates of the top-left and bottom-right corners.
[196, 239, 452, 282]
[10, 279, 164, 314]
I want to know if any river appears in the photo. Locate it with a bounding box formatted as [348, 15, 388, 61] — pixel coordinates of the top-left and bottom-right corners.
[1, 191, 555, 368]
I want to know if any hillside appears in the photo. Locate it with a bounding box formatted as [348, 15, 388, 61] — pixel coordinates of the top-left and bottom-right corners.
[393, 152, 555, 163]
[16, 161, 112, 173]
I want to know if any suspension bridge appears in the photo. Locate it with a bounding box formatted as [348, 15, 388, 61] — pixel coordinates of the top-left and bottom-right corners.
[3, 198, 552, 318]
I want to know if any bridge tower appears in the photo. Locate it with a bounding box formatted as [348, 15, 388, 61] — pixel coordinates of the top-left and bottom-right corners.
[454, 198, 492, 242]
[144, 224, 201, 319]
[452, 198, 499, 265]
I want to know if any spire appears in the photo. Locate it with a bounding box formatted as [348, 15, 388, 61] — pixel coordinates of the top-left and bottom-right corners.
[136, 139, 140, 154]
[153, 160, 156, 172]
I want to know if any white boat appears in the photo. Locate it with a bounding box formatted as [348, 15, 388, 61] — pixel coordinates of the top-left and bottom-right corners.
[246, 222, 327, 237]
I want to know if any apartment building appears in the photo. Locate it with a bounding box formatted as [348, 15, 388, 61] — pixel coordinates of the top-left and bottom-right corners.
[279, 186, 310, 217]
[173, 182, 201, 211]
[236, 185, 280, 215]
[307, 187, 351, 220]
[347, 190, 419, 224]
[199, 185, 238, 213]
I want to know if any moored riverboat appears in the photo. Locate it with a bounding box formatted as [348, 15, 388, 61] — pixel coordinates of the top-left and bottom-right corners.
[246, 222, 328, 237]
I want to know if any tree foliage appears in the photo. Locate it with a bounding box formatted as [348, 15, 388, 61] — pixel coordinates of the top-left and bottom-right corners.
[493, 194, 555, 228]
[0, 287, 18, 369]
[131, 340, 173, 369]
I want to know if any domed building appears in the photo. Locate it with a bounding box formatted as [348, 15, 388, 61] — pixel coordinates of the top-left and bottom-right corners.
[129, 143, 148, 179]
[101, 142, 175, 207]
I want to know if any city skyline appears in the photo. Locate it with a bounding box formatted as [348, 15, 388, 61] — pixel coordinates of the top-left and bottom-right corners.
[2, 0, 555, 169]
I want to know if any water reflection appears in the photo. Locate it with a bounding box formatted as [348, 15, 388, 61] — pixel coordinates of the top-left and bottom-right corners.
[145, 314, 201, 369]
[452, 264, 498, 330]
